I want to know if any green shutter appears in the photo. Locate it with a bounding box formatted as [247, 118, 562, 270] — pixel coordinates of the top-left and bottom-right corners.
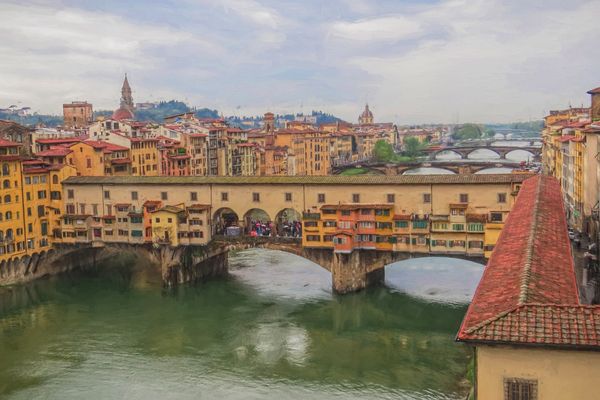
[468, 241, 472, 248]
[432, 239, 436, 246]
[480, 241, 484, 248]
[426, 238, 430, 245]
[449, 241, 453, 248]
[412, 238, 416, 245]
[41, 222, 47, 236]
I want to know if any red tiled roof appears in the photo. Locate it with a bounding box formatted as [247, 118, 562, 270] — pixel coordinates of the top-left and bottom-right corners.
[36, 138, 81, 144]
[23, 168, 50, 174]
[449, 203, 468, 208]
[37, 147, 72, 157]
[111, 158, 133, 164]
[22, 160, 44, 165]
[457, 175, 585, 347]
[114, 203, 131, 207]
[555, 135, 576, 143]
[0, 138, 21, 147]
[102, 215, 115, 219]
[565, 121, 589, 128]
[143, 200, 161, 206]
[332, 230, 353, 236]
[320, 203, 393, 211]
[187, 204, 210, 210]
[571, 138, 584, 142]
[393, 214, 411, 220]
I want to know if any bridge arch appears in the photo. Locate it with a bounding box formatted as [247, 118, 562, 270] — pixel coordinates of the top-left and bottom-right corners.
[434, 150, 462, 160]
[466, 148, 501, 160]
[402, 167, 456, 175]
[504, 148, 537, 160]
[213, 207, 240, 236]
[243, 208, 272, 235]
[274, 208, 302, 237]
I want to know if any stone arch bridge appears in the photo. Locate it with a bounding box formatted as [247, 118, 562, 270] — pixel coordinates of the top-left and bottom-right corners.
[332, 161, 523, 175]
[424, 146, 542, 161]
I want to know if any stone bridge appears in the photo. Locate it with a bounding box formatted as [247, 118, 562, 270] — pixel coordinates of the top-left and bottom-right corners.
[333, 161, 523, 175]
[159, 235, 486, 294]
[424, 146, 542, 161]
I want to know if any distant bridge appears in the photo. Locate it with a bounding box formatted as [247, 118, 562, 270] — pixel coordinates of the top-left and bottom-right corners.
[423, 146, 542, 161]
[332, 161, 523, 175]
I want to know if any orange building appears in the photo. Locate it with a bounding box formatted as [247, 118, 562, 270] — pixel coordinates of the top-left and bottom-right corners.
[63, 101, 93, 128]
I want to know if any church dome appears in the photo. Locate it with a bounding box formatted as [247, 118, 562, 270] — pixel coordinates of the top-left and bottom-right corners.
[112, 106, 134, 121]
[361, 104, 373, 118]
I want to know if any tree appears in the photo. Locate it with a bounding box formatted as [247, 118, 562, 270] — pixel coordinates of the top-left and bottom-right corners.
[402, 136, 426, 158]
[484, 128, 496, 138]
[452, 123, 483, 140]
[371, 140, 397, 162]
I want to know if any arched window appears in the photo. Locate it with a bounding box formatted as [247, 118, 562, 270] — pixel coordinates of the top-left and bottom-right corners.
[6, 229, 13, 239]
[5, 211, 12, 220]
[2, 164, 9, 177]
[3, 180, 10, 189]
[4, 195, 10, 203]
[52, 175, 58, 184]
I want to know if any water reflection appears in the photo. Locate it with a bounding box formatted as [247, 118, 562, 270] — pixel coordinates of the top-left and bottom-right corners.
[0, 250, 478, 399]
[466, 149, 500, 160]
[474, 167, 513, 174]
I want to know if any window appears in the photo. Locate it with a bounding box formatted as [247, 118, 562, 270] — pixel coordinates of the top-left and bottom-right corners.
[341, 210, 351, 216]
[395, 221, 408, 228]
[37, 205, 44, 218]
[468, 241, 483, 249]
[25, 177, 31, 185]
[468, 223, 484, 232]
[28, 223, 33, 233]
[3, 179, 9, 189]
[104, 190, 110, 199]
[155, 218, 160, 223]
[317, 193, 325, 203]
[361, 209, 371, 215]
[131, 230, 143, 237]
[459, 194, 468, 203]
[322, 209, 336, 215]
[333, 237, 347, 245]
[345, 221, 351, 229]
[26, 192, 31, 201]
[87, 159, 92, 168]
[387, 194, 395, 203]
[131, 191, 138, 200]
[131, 217, 143, 223]
[452, 209, 458, 216]
[66, 204, 75, 214]
[413, 221, 427, 229]
[50, 191, 61, 200]
[504, 378, 536, 400]
[376, 222, 392, 229]
[323, 235, 334, 242]
[4, 195, 10, 203]
[37, 190, 47, 199]
[53, 175, 58, 184]
[352, 194, 360, 203]
[161, 192, 168, 200]
[252, 192, 260, 202]
[304, 221, 318, 227]
[221, 192, 228, 201]
[118, 230, 129, 236]
[80, 204, 86, 214]
[360, 221, 373, 228]
[285, 193, 292, 202]
[452, 224, 464, 231]
[106, 205, 112, 215]
[190, 192, 198, 201]
[167, 218, 172, 223]
[423, 193, 431, 203]
[498, 193, 507, 203]
[323, 221, 336, 227]
[93, 205, 98, 215]
[33, 176, 39, 184]
[375, 209, 390, 216]
[68, 189, 74, 199]
[491, 213, 503, 222]
[306, 235, 320, 242]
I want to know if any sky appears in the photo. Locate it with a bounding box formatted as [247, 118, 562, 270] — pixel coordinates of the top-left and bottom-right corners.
[1, 0, 599, 124]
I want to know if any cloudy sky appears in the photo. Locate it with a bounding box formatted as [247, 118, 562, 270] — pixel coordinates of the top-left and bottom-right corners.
[1, 0, 599, 124]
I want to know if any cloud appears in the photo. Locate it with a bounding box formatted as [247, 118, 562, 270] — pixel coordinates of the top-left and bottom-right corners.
[1, 0, 599, 124]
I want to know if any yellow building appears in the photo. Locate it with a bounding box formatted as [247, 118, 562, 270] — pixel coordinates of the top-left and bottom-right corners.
[130, 138, 159, 176]
[0, 139, 26, 262]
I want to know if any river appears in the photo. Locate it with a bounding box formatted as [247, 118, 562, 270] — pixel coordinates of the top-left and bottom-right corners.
[0, 249, 484, 399]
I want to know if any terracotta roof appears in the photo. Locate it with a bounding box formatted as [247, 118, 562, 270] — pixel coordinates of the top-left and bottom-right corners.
[555, 135, 576, 143]
[457, 175, 586, 347]
[0, 138, 22, 147]
[466, 213, 488, 223]
[187, 204, 211, 210]
[23, 168, 51, 174]
[393, 214, 412, 220]
[36, 147, 72, 156]
[143, 200, 161, 206]
[102, 215, 115, 219]
[153, 205, 185, 214]
[333, 230, 353, 236]
[430, 215, 450, 221]
[63, 174, 535, 186]
[114, 203, 131, 207]
[22, 160, 44, 165]
[111, 158, 133, 164]
[36, 138, 81, 144]
[449, 203, 468, 208]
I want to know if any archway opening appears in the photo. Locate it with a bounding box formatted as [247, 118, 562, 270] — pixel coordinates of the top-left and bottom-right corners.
[434, 150, 461, 160]
[505, 149, 535, 162]
[243, 208, 272, 236]
[402, 167, 455, 175]
[385, 256, 485, 306]
[466, 148, 500, 160]
[212, 207, 240, 236]
[274, 208, 302, 237]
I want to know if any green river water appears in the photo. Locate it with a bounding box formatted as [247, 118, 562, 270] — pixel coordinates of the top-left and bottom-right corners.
[0, 249, 484, 399]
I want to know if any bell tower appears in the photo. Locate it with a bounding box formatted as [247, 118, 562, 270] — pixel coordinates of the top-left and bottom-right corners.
[121, 73, 134, 113]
